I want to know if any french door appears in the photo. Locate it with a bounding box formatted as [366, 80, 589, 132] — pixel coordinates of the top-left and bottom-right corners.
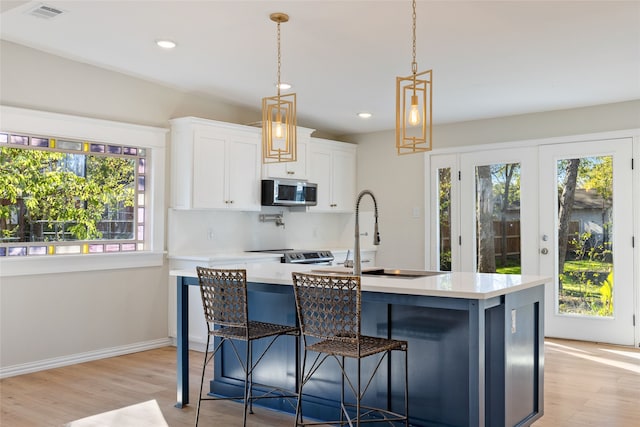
[429, 137, 636, 345]
[459, 148, 539, 274]
[430, 148, 539, 274]
[539, 139, 635, 345]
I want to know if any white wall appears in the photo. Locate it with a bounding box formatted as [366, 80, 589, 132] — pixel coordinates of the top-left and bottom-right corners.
[0, 40, 259, 129]
[167, 208, 364, 255]
[348, 100, 640, 268]
[350, 134, 426, 270]
[433, 100, 640, 149]
[0, 267, 169, 370]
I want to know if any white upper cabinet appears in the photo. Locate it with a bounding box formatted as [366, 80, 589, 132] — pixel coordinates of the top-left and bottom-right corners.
[261, 127, 314, 180]
[308, 138, 357, 213]
[170, 117, 261, 211]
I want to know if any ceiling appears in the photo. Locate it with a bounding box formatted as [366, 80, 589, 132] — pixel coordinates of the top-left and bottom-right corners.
[1, 1, 639, 137]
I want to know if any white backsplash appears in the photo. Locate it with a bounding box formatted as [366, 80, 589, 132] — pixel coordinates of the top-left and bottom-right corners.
[168, 208, 377, 255]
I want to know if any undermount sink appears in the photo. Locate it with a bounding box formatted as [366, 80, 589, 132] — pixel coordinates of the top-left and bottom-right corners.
[309, 267, 447, 279]
[361, 268, 446, 279]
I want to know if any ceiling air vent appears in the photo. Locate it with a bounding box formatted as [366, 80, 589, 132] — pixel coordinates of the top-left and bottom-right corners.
[27, 4, 65, 19]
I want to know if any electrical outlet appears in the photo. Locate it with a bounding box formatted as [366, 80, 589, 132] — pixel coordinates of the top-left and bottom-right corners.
[207, 228, 214, 240]
[511, 309, 517, 334]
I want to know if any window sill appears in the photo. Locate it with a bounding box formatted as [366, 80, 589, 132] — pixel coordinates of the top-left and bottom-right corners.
[0, 251, 165, 277]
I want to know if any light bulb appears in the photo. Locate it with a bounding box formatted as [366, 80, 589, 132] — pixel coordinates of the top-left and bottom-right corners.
[274, 121, 284, 139]
[408, 95, 421, 126]
[273, 110, 285, 140]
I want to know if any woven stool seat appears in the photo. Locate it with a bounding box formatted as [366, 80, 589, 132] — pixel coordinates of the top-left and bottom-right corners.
[212, 320, 298, 341]
[307, 335, 407, 359]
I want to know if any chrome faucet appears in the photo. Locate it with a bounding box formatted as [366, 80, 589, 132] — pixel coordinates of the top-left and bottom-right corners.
[353, 190, 381, 275]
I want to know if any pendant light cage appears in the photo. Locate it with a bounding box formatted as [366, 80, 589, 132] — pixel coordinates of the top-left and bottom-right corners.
[262, 92, 297, 163]
[396, 69, 432, 154]
[262, 12, 297, 164]
[395, 0, 432, 155]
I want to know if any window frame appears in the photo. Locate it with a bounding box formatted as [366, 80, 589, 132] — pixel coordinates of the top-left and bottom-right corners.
[0, 106, 167, 277]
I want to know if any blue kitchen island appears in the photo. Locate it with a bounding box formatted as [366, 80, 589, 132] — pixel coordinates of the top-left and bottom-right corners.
[171, 263, 548, 427]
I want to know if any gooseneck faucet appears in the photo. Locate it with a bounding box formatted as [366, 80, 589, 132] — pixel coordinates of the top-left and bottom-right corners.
[354, 190, 381, 276]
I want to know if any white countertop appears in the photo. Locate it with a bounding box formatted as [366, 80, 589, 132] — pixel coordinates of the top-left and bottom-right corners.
[167, 247, 374, 260]
[167, 252, 283, 263]
[167, 248, 376, 267]
[170, 263, 550, 300]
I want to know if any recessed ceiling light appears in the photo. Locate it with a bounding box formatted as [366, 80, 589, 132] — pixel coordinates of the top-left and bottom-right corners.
[358, 112, 372, 119]
[277, 82, 292, 90]
[156, 40, 176, 49]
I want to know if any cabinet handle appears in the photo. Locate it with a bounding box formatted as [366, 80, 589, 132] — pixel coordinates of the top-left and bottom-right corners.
[287, 171, 294, 175]
[230, 200, 234, 204]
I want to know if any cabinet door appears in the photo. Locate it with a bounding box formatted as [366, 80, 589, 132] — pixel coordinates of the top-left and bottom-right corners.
[287, 140, 308, 178]
[192, 131, 227, 209]
[331, 149, 356, 212]
[308, 148, 333, 212]
[228, 135, 261, 211]
[263, 140, 308, 179]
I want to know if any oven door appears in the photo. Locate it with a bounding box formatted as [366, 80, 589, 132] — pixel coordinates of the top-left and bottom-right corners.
[287, 260, 333, 266]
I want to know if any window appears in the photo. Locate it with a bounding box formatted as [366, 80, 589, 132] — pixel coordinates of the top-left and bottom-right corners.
[0, 133, 147, 256]
[0, 106, 166, 276]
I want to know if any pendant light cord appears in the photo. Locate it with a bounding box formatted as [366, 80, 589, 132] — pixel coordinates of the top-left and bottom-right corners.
[411, 0, 417, 75]
[277, 20, 282, 98]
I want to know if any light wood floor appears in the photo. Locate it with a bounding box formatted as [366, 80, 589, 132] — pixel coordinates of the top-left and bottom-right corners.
[1, 338, 638, 426]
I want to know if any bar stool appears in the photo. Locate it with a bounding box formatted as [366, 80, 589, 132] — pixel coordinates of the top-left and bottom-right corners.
[195, 267, 299, 427]
[291, 272, 409, 426]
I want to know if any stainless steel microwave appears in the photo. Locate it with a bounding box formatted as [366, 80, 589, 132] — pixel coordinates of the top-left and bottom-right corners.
[261, 179, 318, 206]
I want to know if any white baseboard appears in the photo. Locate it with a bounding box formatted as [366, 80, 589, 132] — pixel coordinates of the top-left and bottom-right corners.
[0, 338, 173, 379]
[168, 336, 208, 353]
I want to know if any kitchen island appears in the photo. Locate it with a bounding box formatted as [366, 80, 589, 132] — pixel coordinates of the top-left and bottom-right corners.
[171, 263, 548, 427]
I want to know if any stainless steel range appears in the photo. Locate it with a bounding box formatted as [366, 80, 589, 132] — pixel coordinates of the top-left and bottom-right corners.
[252, 249, 334, 265]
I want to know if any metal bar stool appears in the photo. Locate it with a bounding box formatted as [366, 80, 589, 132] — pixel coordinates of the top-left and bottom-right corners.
[195, 267, 299, 426]
[291, 272, 409, 427]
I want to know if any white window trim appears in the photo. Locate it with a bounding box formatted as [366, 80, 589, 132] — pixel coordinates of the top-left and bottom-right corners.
[0, 106, 168, 277]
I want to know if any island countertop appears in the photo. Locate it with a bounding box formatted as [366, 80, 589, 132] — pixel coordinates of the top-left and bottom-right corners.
[170, 262, 550, 300]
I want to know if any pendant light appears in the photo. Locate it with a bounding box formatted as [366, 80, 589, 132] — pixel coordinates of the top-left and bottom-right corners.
[396, 0, 432, 154]
[262, 12, 297, 163]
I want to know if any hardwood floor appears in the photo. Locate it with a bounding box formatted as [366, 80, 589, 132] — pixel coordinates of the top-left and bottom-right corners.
[1, 338, 638, 426]
[531, 339, 640, 427]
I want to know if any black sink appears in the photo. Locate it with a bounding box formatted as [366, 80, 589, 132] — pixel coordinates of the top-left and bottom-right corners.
[361, 269, 446, 279]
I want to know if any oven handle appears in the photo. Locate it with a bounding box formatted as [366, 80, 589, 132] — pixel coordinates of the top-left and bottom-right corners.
[287, 260, 334, 265]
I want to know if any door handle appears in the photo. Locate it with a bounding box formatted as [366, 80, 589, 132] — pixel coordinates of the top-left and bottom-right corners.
[540, 248, 549, 255]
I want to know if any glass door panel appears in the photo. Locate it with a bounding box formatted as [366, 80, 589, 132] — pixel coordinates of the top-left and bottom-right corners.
[429, 154, 459, 271]
[539, 139, 634, 345]
[438, 167, 452, 271]
[557, 156, 613, 316]
[475, 163, 522, 273]
[460, 148, 537, 275]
